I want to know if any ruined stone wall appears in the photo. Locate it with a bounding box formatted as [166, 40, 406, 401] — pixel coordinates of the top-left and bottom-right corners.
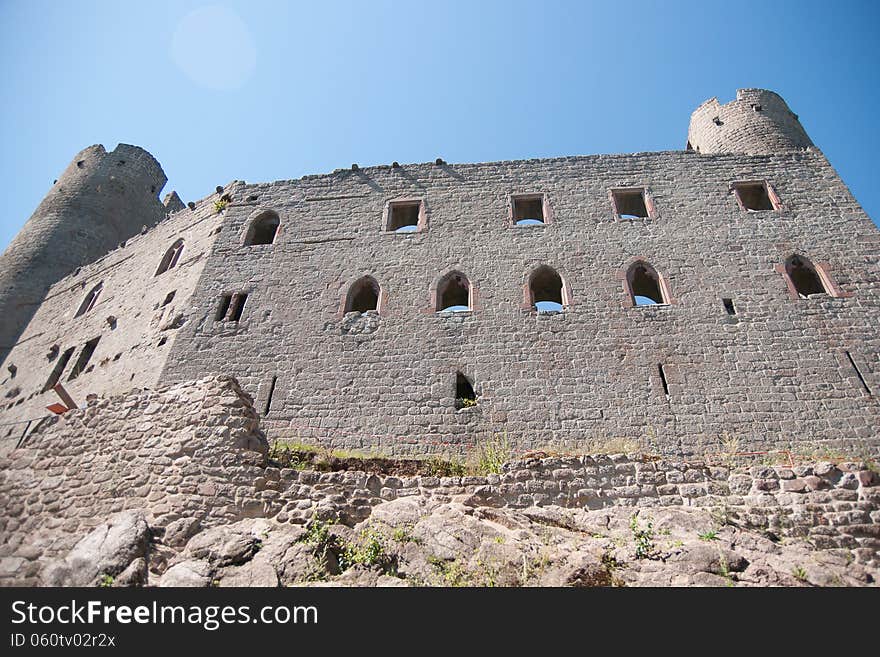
[0, 377, 876, 586]
[0, 198, 223, 446]
[163, 147, 880, 457]
[0, 376, 269, 581]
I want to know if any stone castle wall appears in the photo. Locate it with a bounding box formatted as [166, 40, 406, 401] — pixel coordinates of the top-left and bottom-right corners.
[0, 192, 224, 445]
[0, 377, 876, 585]
[0, 144, 168, 364]
[0, 89, 877, 458]
[164, 147, 880, 456]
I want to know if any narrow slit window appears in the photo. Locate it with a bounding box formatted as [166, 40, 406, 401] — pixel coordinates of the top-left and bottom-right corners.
[722, 298, 736, 315]
[215, 294, 232, 321]
[845, 351, 872, 395]
[162, 291, 176, 307]
[612, 189, 649, 219]
[245, 211, 280, 245]
[264, 375, 278, 414]
[513, 196, 544, 226]
[387, 201, 422, 233]
[42, 347, 75, 392]
[228, 293, 248, 321]
[454, 372, 476, 408]
[658, 364, 669, 396]
[74, 282, 103, 318]
[67, 337, 100, 381]
[155, 239, 185, 275]
[734, 181, 776, 212]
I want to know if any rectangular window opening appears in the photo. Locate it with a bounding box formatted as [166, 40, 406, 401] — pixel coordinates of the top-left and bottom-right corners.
[215, 293, 232, 321]
[658, 363, 670, 396]
[613, 189, 649, 219]
[722, 298, 736, 315]
[387, 202, 421, 233]
[845, 351, 872, 395]
[513, 196, 544, 225]
[43, 347, 75, 392]
[228, 293, 248, 321]
[734, 182, 775, 211]
[67, 337, 101, 381]
[264, 375, 277, 415]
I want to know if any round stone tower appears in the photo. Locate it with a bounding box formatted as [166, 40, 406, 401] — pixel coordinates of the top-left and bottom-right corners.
[687, 89, 814, 155]
[0, 143, 168, 363]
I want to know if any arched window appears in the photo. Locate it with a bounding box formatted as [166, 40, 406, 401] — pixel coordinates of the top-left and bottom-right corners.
[627, 261, 667, 306]
[528, 265, 566, 312]
[155, 239, 184, 276]
[244, 211, 280, 245]
[436, 271, 471, 312]
[454, 372, 477, 408]
[785, 255, 827, 298]
[345, 276, 381, 313]
[74, 282, 103, 318]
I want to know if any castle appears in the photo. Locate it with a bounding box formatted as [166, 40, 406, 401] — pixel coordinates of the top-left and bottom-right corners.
[1, 89, 878, 458]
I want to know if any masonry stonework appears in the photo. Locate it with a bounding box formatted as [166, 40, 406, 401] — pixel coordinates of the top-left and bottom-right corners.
[0, 377, 876, 586]
[0, 89, 878, 458]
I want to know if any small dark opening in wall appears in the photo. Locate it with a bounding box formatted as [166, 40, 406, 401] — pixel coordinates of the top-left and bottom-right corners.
[157, 337, 167, 346]
[454, 372, 476, 408]
[845, 351, 872, 395]
[264, 375, 277, 415]
[7, 364, 16, 379]
[722, 298, 736, 315]
[43, 347, 74, 391]
[68, 337, 100, 381]
[215, 294, 232, 321]
[658, 364, 669, 396]
[162, 291, 176, 307]
[613, 189, 649, 219]
[736, 183, 774, 211]
[388, 202, 420, 233]
[228, 293, 248, 321]
[513, 196, 544, 225]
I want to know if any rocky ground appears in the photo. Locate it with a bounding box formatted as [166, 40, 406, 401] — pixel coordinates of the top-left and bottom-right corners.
[43, 494, 877, 588]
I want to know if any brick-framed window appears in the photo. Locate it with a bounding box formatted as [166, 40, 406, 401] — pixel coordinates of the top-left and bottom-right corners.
[730, 180, 782, 212]
[509, 193, 551, 227]
[339, 275, 385, 317]
[610, 187, 658, 220]
[383, 199, 427, 233]
[775, 254, 851, 300]
[620, 260, 675, 307]
[521, 264, 572, 312]
[426, 270, 477, 313]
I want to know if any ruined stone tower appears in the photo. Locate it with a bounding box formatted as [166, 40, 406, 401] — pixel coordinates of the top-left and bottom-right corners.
[687, 88, 814, 155]
[0, 89, 877, 459]
[0, 144, 167, 363]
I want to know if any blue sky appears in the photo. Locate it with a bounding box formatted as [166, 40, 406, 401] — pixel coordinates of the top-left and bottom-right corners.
[1, 0, 878, 251]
